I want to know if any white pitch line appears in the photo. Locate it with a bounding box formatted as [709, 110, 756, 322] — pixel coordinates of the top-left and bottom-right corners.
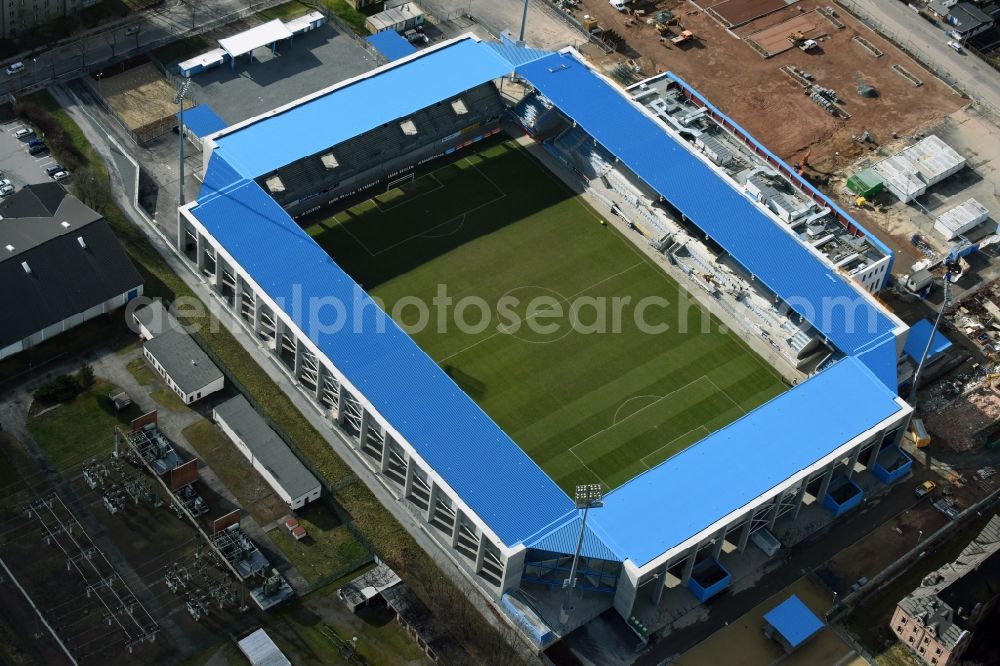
[640, 426, 710, 468]
[706, 375, 748, 415]
[438, 260, 644, 363]
[569, 375, 712, 456]
[570, 449, 610, 489]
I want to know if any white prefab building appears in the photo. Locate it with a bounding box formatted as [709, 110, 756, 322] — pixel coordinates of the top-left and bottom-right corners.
[874, 135, 966, 203]
[213, 395, 321, 509]
[366, 2, 424, 33]
[143, 329, 224, 404]
[934, 198, 990, 240]
[132, 300, 182, 340]
[0, 183, 143, 361]
[237, 629, 290, 666]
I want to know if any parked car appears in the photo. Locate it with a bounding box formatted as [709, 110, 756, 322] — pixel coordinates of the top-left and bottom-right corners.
[27, 137, 44, 148]
[947, 40, 963, 53]
[45, 164, 64, 177]
[915, 480, 936, 498]
[52, 170, 70, 181]
[125, 25, 139, 36]
[28, 143, 47, 155]
[5, 62, 23, 75]
[14, 127, 34, 140]
[0, 184, 14, 196]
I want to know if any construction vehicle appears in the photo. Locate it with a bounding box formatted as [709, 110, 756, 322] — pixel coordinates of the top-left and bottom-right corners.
[793, 149, 811, 175]
[788, 31, 819, 51]
[855, 196, 868, 208]
[671, 30, 694, 45]
[914, 480, 936, 498]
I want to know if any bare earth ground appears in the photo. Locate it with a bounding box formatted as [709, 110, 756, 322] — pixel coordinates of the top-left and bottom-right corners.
[574, 0, 963, 174]
[101, 62, 177, 130]
[924, 385, 1000, 451]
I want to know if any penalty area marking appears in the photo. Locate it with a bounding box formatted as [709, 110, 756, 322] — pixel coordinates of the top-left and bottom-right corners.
[639, 425, 710, 468]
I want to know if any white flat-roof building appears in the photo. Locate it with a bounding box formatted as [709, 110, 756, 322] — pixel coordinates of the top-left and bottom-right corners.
[213, 396, 321, 509]
[935, 198, 990, 240]
[143, 329, 224, 404]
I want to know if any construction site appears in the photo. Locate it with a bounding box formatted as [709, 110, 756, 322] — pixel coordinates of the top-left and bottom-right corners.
[564, 0, 962, 175]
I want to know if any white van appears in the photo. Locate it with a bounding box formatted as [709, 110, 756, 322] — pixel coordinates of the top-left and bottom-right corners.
[609, 0, 630, 11]
[5, 62, 23, 76]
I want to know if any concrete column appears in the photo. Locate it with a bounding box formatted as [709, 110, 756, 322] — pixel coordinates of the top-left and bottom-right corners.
[817, 464, 836, 502]
[791, 480, 809, 520]
[711, 527, 727, 559]
[358, 408, 371, 447]
[767, 492, 785, 531]
[425, 482, 438, 522]
[176, 216, 187, 255]
[475, 536, 487, 573]
[195, 233, 206, 274]
[273, 318, 285, 356]
[212, 256, 225, 294]
[680, 549, 698, 586]
[380, 434, 393, 473]
[844, 444, 863, 480]
[651, 561, 669, 605]
[403, 456, 416, 497]
[293, 339, 304, 380]
[252, 296, 262, 335]
[737, 518, 753, 552]
[334, 386, 346, 424]
[451, 510, 463, 548]
[234, 278, 244, 319]
[314, 364, 325, 401]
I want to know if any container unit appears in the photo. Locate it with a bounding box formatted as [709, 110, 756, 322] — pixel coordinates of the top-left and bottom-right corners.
[365, 3, 425, 33]
[905, 134, 965, 187]
[846, 168, 884, 197]
[934, 198, 989, 240]
[873, 154, 926, 203]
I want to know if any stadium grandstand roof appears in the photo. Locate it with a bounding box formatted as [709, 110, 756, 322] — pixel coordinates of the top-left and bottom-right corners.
[177, 104, 228, 139]
[585, 357, 904, 567]
[189, 179, 574, 545]
[515, 51, 900, 372]
[204, 37, 548, 186]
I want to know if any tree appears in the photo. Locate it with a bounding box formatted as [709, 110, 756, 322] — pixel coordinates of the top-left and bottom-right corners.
[77, 364, 95, 388]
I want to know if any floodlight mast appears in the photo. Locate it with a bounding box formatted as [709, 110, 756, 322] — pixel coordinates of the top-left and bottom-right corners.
[175, 79, 192, 208]
[908, 273, 951, 407]
[560, 483, 604, 625]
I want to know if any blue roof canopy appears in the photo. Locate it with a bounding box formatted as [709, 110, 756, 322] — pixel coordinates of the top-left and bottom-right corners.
[764, 595, 824, 648]
[190, 181, 573, 546]
[515, 53, 898, 365]
[178, 104, 228, 139]
[366, 31, 417, 61]
[210, 38, 516, 180]
[903, 318, 952, 362]
[586, 358, 903, 566]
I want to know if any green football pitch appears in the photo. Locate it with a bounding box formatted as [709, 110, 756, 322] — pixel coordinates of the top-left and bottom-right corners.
[304, 140, 787, 492]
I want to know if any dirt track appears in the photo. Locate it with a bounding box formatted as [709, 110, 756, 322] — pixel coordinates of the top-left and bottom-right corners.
[574, 0, 963, 173]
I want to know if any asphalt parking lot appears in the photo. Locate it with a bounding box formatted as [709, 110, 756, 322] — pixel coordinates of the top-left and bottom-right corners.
[0, 119, 65, 193]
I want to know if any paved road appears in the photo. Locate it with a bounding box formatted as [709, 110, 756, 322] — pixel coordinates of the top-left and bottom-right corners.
[0, 0, 282, 99]
[840, 0, 1000, 117]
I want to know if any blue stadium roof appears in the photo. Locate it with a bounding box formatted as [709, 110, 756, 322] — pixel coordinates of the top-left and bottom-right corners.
[586, 357, 903, 566]
[366, 30, 417, 62]
[903, 318, 952, 362]
[189, 180, 574, 545]
[177, 104, 228, 139]
[763, 595, 824, 648]
[515, 52, 899, 363]
[526, 514, 622, 562]
[209, 37, 517, 180]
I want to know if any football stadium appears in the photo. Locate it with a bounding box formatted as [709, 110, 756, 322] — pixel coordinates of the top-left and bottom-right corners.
[178, 34, 914, 647]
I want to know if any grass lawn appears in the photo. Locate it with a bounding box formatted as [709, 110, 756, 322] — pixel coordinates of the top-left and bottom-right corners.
[322, 0, 370, 35]
[312, 140, 787, 492]
[267, 502, 371, 585]
[151, 386, 189, 412]
[126, 356, 157, 385]
[258, 0, 311, 21]
[27, 379, 142, 470]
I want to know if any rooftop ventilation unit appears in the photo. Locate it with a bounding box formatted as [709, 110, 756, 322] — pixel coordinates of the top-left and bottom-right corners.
[399, 118, 418, 136]
[4, 244, 13, 252]
[320, 153, 339, 170]
[451, 99, 468, 115]
[21, 261, 30, 274]
[265, 175, 286, 193]
[60, 221, 71, 228]
[77, 236, 87, 249]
